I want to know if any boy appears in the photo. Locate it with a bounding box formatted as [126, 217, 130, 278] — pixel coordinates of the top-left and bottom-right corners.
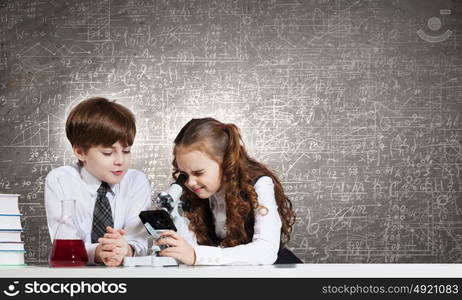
[45, 97, 151, 266]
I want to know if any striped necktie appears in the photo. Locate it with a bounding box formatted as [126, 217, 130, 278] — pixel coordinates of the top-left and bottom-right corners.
[91, 182, 113, 243]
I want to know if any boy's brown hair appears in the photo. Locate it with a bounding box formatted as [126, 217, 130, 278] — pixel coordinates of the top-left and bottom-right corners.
[66, 97, 136, 157]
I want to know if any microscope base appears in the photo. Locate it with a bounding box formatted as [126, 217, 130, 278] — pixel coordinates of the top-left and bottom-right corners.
[123, 255, 179, 267]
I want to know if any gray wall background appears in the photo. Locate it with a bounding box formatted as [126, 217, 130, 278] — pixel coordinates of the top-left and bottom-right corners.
[1, 0, 461, 264]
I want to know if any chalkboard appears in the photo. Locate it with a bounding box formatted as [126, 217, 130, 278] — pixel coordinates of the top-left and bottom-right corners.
[1, 0, 461, 264]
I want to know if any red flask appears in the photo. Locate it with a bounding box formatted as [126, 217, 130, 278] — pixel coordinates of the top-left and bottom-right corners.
[49, 200, 88, 267]
[50, 239, 88, 267]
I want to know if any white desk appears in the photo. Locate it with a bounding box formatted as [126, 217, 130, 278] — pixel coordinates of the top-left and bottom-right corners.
[1, 264, 461, 278]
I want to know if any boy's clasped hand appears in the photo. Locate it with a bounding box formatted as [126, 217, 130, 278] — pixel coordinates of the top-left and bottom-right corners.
[96, 226, 133, 267]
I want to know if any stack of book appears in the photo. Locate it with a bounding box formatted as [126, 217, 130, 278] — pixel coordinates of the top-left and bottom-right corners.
[0, 194, 25, 266]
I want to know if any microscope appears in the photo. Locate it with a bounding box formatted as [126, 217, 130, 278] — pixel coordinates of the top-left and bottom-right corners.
[123, 174, 187, 267]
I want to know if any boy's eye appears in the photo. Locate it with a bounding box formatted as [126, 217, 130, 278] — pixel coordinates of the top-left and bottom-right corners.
[102, 152, 112, 156]
[123, 150, 131, 154]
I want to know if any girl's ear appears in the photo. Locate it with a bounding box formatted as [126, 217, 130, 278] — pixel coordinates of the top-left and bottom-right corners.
[73, 146, 87, 163]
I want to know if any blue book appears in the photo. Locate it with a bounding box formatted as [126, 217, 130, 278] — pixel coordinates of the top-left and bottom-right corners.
[0, 250, 26, 266]
[0, 194, 20, 215]
[0, 242, 24, 251]
[0, 215, 22, 231]
[0, 231, 22, 242]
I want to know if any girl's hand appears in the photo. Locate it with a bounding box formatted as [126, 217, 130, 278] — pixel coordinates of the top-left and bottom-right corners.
[156, 230, 196, 265]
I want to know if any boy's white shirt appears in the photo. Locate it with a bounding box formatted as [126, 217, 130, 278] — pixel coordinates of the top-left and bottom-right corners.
[45, 163, 152, 264]
[174, 176, 282, 265]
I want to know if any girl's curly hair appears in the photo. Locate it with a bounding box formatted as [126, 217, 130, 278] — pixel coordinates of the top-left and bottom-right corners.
[172, 118, 295, 247]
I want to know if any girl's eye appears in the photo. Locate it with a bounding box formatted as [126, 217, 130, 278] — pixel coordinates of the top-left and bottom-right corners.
[178, 172, 189, 179]
[102, 152, 112, 156]
[123, 150, 131, 154]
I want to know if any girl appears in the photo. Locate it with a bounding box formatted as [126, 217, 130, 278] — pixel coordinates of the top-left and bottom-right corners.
[156, 117, 301, 265]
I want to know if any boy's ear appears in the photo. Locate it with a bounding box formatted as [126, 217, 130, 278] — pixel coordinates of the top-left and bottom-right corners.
[73, 146, 87, 163]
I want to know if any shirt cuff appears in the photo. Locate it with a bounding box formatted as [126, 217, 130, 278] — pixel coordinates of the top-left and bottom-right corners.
[86, 243, 99, 265]
[193, 245, 223, 265]
[128, 242, 145, 256]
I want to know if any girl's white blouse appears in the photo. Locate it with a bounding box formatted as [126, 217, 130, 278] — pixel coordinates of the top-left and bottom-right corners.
[174, 176, 282, 265]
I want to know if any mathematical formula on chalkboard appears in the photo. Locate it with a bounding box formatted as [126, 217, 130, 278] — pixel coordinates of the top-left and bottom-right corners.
[1, 0, 461, 263]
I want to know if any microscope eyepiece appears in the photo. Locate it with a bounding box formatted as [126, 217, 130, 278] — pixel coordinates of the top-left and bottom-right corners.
[175, 173, 187, 186]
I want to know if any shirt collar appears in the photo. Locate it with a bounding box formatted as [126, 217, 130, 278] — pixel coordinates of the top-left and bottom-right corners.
[79, 165, 116, 195]
[210, 188, 226, 206]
